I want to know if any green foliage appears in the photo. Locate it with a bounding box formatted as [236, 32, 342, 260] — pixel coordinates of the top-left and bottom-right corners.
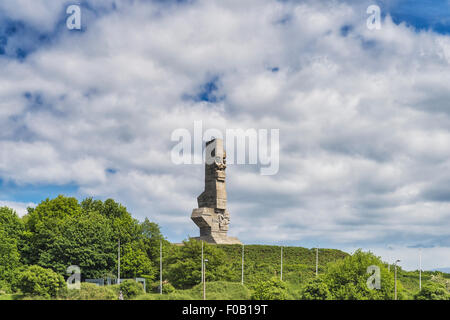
[0, 207, 23, 286]
[429, 273, 450, 291]
[26, 195, 82, 233]
[0, 229, 21, 283]
[136, 281, 251, 300]
[0, 294, 23, 300]
[218, 244, 348, 270]
[251, 277, 288, 300]
[81, 198, 141, 243]
[22, 196, 82, 266]
[165, 239, 232, 289]
[299, 277, 332, 300]
[65, 282, 117, 300]
[38, 211, 117, 278]
[16, 265, 66, 298]
[4, 195, 449, 301]
[0, 207, 25, 240]
[149, 281, 185, 294]
[119, 280, 144, 299]
[323, 249, 398, 300]
[414, 281, 450, 300]
[162, 282, 176, 294]
[18, 196, 161, 281]
[191, 281, 251, 300]
[218, 244, 347, 286]
[120, 242, 156, 279]
[141, 218, 167, 261]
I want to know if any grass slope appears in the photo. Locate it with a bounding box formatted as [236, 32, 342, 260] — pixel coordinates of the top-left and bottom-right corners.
[136, 281, 251, 300]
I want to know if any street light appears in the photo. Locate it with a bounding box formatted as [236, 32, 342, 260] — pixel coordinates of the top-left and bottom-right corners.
[394, 259, 401, 300]
[203, 258, 208, 300]
[387, 245, 393, 272]
[118, 239, 121, 284]
[241, 244, 244, 285]
[201, 241, 204, 283]
[315, 246, 319, 277]
[280, 246, 283, 281]
[160, 240, 162, 295]
[419, 249, 422, 291]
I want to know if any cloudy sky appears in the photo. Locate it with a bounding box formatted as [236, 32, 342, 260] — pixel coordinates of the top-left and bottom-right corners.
[1, 0, 450, 271]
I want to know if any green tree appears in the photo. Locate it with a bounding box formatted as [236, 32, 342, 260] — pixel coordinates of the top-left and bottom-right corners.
[16, 265, 66, 298]
[324, 249, 398, 300]
[0, 206, 25, 240]
[39, 211, 117, 279]
[0, 206, 30, 266]
[23, 196, 82, 266]
[0, 229, 21, 287]
[251, 277, 288, 300]
[140, 218, 167, 263]
[21, 196, 148, 280]
[26, 195, 81, 232]
[299, 277, 332, 300]
[119, 279, 144, 299]
[0, 207, 23, 286]
[120, 241, 156, 279]
[81, 198, 141, 243]
[165, 239, 231, 289]
[414, 282, 450, 300]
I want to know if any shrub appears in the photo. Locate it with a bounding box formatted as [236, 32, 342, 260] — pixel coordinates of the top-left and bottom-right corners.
[414, 282, 450, 300]
[191, 281, 251, 300]
[16, 265, 66, 298]
[163, 282, 175, 294]
[251, 277, 288, 300]
[299, 277, 332, 300]
[119, 280, 144, 299]
[65, 283, 117, 300]
[324, 250, 398, 300]
[0, 280, 11, 294]
[165, 239, 231, 289]
[0, 229, 21, 283]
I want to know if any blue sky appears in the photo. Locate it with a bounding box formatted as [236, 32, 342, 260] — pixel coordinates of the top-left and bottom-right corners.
[1, 0, 450, 270]
[387, 0, 450, 34]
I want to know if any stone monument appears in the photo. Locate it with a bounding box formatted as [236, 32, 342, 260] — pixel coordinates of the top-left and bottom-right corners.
[191, 138, 241, 244]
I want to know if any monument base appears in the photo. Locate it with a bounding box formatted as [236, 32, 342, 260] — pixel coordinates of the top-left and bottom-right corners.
[190, 235, 242, 245]
[191, 207, 241, 244]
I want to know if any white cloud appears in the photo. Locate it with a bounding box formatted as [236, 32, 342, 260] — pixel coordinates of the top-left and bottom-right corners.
[0, 0, 449, 269]
[0, 200, 35, 217]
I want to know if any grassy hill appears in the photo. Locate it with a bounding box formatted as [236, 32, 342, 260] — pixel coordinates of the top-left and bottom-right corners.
[137, 281, 251, 300]
[2, 242, 448, 300]
[216, 244, 348, 285]
[217, 244, 349, 266]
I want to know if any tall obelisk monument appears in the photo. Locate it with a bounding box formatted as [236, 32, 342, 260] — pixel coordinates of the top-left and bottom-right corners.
[191, 138, 241, 244]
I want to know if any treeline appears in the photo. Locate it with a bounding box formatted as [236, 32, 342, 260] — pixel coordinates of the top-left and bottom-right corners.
[0, 195, 165, 296]
[1, 195, 449, 300]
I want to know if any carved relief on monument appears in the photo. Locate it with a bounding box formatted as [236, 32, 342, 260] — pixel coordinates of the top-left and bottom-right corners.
[190, 138, 241, 244]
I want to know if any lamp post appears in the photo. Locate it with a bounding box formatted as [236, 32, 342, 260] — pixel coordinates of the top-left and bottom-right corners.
[394, 259, 401, 300]
[315, 246, 319, 277]
[160, 240, 162, 294]
[201, 241, 204, 283]
[117, 239, 121, 285]
[280, 246, 283, 281]
[241, 244, 244, 285]
[419, 249, 422, 291]
[203, 258, 208, 300]
[387, 245, 393, 272]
